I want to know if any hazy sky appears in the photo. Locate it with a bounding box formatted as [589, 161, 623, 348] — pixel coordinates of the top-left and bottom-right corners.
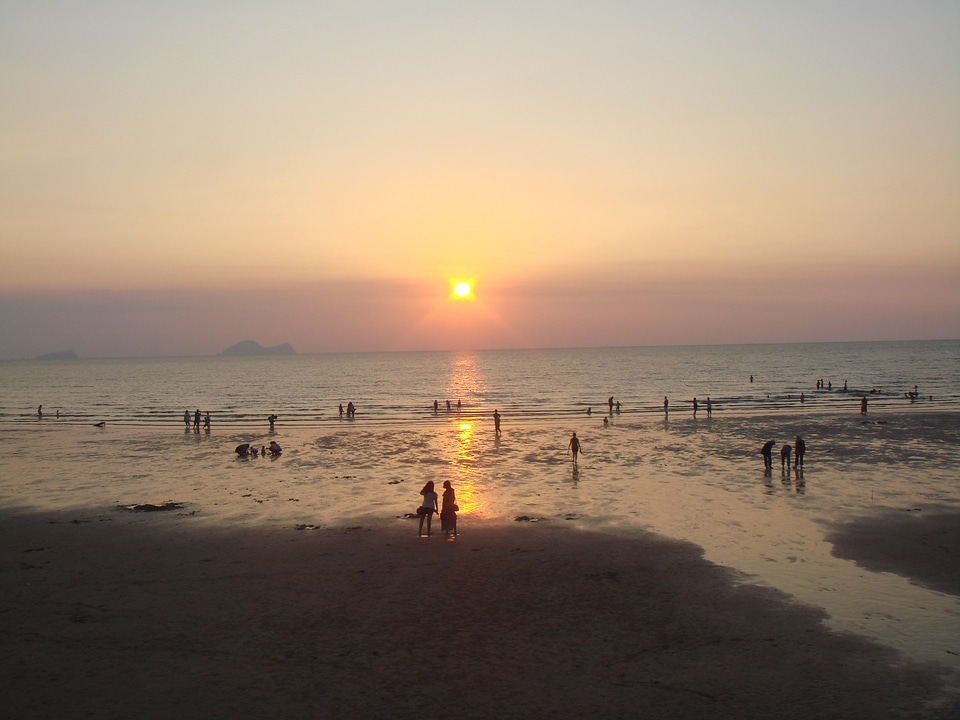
[2, 1, 958, 358]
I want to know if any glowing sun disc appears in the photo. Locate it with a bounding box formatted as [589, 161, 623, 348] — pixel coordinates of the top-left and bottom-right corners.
[454, 282, 472, 298]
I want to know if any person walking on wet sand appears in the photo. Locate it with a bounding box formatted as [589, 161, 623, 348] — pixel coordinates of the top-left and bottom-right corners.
[663, 397, 668, 416]
[440, 480, 458, 537]
[193, 408, 201, 431]
[794, 435, 806, 468]
[418, 481, 439, 537]
[860, 396, 868, 414]
[493, 409, 501, 436]
[761, 440, 775, 469]
[568, 432, 583, 464]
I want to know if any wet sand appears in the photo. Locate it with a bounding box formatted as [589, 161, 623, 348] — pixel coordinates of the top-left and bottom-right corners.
[827, 509, 960, 597]
[2, 509, 958, 719]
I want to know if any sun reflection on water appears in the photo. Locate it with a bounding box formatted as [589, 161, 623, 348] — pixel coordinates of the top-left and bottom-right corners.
[452, 420, 479, 514]
[445, 352, 485, 412]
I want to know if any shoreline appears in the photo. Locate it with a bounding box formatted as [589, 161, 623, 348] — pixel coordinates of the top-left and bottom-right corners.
[3, 406, 959, 430]
[2, 509, 958, 719]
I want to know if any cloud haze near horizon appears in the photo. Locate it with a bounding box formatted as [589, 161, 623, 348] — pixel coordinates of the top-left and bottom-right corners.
[1, 2, 958, 359]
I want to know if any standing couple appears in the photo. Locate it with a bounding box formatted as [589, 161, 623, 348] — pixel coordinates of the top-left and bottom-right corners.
[418, 480, 458, 537]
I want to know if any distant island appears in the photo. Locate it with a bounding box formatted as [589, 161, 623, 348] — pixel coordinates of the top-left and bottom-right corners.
[35, 350, 79, 360]
[219, 340, 296, 357]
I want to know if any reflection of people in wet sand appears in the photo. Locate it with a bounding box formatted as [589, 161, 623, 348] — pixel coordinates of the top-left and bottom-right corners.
[418, 481, 439, 537]
[761, 440, 775, 469]
[440, 480, 458, 537]
[794, 436, 805, 468]
[493, 409, 501, 436]
[780, 444, 792, 469]
[568, 432, 582, 464]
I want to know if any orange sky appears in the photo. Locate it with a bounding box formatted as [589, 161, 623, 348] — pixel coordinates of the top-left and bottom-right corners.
[1, 2, 958, 358]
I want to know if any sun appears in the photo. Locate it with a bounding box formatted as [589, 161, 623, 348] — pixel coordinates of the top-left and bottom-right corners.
[450, 280, 474, 300]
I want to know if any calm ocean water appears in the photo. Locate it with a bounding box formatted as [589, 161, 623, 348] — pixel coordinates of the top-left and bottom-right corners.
[1, 340, 957, 426]
[2, 341, 958, 668]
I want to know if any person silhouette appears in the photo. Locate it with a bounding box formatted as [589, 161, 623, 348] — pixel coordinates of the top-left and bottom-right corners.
[418, 481, 439, 537]
[794, 436, 806, 468]
[493, 409, 501, 436]
[780, 444, 792, 469]
[761, 440, 775, 469]
[568, 432, 583, 464]
[440, 480, 458, 537]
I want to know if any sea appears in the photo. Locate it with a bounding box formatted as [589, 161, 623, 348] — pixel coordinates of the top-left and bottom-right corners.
[1, 340, 959, 668]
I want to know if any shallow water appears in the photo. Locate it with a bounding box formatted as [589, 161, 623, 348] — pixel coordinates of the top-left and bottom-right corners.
[1, 342, 959, 670]
[3, 341, 957, 426]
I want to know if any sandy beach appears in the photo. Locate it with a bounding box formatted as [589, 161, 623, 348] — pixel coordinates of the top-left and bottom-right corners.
[2, 508, 958, 719]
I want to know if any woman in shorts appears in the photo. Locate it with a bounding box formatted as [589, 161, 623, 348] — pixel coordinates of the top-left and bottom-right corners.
[418, 481, 439, 537]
